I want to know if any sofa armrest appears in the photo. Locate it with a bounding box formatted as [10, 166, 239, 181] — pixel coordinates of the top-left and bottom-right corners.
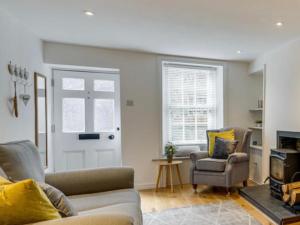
[227, 152, 249, 164]
[27, 214, 133, 225]
[45, 167, 134, 196]
[190, 151, 209, 164]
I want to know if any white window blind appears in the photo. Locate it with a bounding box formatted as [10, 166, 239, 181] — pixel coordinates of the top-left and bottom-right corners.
[163, 62, 220, 145]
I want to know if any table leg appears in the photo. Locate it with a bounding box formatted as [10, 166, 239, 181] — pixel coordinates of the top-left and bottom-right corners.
[155, 165, 163, 192]
[176, 164, 183, 188]
[165, 166, 169, 188]
[169, 165, 174, 192]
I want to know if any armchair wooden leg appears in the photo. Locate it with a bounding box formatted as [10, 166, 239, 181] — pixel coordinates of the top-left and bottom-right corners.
[226, 187, 231, 196]
[243, 180, 248, 187]
[192, 184, 198, 193]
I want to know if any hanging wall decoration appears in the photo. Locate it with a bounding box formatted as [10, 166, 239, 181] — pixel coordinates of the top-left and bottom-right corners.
[7, 61, 32, 117]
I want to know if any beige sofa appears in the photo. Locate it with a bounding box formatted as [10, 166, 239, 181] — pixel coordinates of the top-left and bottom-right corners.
[0, 141, 142, 225]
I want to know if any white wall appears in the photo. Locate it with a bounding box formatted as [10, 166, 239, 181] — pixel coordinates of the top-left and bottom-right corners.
[0, 9, 52, 170]
[250, 37, 300, 181]
[44, 42, 251, 188]
[224, 62, 256, 128]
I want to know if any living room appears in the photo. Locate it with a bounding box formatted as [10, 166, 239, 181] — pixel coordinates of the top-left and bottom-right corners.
[1, 1, 300, 225]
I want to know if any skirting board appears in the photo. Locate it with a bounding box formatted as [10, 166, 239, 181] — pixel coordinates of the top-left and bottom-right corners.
[135, 182, 190, 190]
[135, 183, 156, 190]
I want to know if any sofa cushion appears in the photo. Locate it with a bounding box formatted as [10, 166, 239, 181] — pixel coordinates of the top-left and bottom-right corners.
[68, 189, 140, 212]
[196, 158, 227, 172]
[0, 140, 45, 182]
[0, 179, 61, 225]
[68, 189, 141, 225]
[79, 203, 142, 225]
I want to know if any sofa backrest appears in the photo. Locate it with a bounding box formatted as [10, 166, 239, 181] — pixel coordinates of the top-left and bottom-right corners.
[0, 140, 45, 182]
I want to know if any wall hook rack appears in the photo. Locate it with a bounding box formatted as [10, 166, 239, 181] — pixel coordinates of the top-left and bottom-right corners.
[7, 61, 32, 117]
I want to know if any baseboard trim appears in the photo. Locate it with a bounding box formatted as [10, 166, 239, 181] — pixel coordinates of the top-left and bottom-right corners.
[135, 183, 156, 190]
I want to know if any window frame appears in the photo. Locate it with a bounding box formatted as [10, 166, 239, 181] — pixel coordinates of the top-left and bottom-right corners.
[162, 60, 224, 148]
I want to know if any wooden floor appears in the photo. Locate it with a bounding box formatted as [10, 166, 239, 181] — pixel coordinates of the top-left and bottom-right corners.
[139, 183, 299, 225]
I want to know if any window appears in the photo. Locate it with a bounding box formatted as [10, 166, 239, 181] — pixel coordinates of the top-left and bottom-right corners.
[163, 61, 223, 145]
[94, 99, 115, 132]
[62, 78, 85, 91]
[62, 98, 85, 133]
[94, 80, 115, 92]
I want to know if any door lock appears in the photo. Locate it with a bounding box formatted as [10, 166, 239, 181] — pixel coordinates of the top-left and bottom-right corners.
[108, 134, 115, 140]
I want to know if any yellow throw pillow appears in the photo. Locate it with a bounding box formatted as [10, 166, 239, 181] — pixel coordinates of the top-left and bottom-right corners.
[0, 176, 12, 185]
[0, 179, 61, 225]
[208, 129, 235, 156]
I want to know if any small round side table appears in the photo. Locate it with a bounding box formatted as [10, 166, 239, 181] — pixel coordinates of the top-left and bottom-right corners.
[155, 160, 183, 192]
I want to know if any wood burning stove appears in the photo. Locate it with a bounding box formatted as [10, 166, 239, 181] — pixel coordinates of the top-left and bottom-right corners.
[270, 131, 300, 199]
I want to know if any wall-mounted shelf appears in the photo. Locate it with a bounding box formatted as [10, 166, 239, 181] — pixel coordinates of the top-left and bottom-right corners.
[250, 145, 263, 150]
[249, 126, 263, 130]
[249, 108, 263, 112]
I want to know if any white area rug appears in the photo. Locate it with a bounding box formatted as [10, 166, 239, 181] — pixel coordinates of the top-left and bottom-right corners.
[143, 200, 261, 225]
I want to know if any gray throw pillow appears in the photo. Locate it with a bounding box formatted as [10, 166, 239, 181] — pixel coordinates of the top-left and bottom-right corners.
[0, 140, 45, 182]
[38, 182, 78, 217]
[212, 137, 238, 159]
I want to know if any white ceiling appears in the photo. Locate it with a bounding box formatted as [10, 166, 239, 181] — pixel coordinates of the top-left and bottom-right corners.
[1, 0, 300, 61]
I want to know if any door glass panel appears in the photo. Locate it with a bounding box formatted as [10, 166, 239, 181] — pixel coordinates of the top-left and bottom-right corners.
[62, 98, 85, 133]
[63, 78, 85, 91]
[94, 99, 114, 132]
[94, 80, 114, 92]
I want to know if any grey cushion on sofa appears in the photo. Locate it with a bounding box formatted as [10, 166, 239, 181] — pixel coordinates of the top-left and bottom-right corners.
[196, 158, 227, 172]
[69, 189, 142, 225]
[39, 182, 78, 217]
[0, 140, 45, 181]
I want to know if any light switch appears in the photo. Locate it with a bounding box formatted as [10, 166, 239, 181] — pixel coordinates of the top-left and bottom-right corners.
[126, 100, 134, 107]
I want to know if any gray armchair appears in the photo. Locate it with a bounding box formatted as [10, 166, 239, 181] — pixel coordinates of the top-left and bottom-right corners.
[190, 127, 252, 193]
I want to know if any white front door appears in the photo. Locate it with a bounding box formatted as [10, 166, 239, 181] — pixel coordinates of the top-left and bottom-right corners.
[52, 69, 121, 172]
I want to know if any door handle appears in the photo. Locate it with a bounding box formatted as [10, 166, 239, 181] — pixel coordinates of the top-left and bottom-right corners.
[108, 135, 115, 140]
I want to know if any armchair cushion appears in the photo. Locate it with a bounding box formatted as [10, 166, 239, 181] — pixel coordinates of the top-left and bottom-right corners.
[196, 158, 227, 172]
[212, 137, 238, 159]
[207, 129, 235, 156]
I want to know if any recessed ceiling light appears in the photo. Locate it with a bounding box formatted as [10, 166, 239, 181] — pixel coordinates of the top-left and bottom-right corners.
[84, 10, 94, 16]
[276, 22, 283, 27]
[237, 50, 241, 54]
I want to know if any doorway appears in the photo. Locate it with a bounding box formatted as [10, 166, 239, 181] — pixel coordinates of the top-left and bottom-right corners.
[52, 69, 121, 171]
